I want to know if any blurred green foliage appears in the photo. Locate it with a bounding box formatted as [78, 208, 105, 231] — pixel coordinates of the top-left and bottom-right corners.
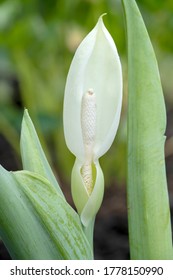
[0, 0, 172, 189]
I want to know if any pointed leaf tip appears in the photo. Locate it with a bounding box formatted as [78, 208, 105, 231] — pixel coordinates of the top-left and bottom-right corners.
[21, 110, 65, 198]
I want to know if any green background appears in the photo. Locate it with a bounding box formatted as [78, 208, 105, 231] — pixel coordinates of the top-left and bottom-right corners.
[0, 0, 172, 190]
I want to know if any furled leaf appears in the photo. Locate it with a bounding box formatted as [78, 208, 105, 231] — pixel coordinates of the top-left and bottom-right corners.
[20, 109, 64, 198]
[122, 0, 173, 259]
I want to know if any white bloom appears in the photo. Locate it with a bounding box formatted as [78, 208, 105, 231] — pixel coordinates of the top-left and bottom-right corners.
[63, 15, 122, 226]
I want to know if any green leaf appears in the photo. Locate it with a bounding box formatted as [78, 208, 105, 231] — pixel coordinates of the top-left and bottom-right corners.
[0, 166, 92, 259]
[20, 109, 64, 198]
[122, 0, 173, 259]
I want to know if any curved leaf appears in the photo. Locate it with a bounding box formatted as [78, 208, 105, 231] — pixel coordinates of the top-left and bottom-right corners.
[122, 0, 173, 259]
[0, 166, 92, 259]
[20, 109, 64, 198]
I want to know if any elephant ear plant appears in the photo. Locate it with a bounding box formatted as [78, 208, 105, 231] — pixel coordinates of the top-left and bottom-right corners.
[0, 0, 172, 260]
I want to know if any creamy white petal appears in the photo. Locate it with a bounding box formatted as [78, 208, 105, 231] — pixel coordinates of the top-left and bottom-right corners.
[63, 16, 122, 162]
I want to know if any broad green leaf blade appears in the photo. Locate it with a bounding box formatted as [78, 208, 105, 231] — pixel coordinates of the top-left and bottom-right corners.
[20, 109, 64, 198]
[0, 165, 62, 259]
[122, 0, 173, 259]
[0, 166, 92, 259]
[13, 170, 92, 260]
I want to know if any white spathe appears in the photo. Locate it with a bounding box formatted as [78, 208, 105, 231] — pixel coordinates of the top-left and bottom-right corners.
[63, 15, 122, 226]
[63, 15, 122, 164]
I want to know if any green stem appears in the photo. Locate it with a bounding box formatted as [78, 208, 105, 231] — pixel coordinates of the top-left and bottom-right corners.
[82, 218, 95, 259]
